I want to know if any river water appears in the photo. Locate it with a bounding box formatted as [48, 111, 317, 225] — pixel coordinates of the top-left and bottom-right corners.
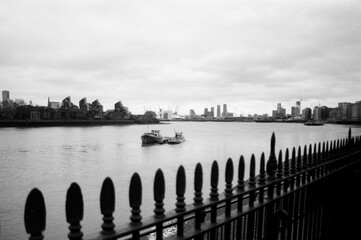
[0, 122, 359, 239]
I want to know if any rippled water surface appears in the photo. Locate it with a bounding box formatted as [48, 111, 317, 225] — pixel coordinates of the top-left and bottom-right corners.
[0, 122, 359, 239]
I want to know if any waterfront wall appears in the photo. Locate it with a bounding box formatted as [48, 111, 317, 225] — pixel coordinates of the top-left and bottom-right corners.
[22, 128, 361, 240]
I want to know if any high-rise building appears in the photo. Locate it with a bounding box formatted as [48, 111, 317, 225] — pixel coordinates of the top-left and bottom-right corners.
[223, 104, 227, 117]
[204, 108, 208, 116]
[190, 109, 196, 118]
[274, 103, 286, 119]
[2, 90, 10, 102]
[302, 108, 312, 121]
[211, 107, 214, 118]
[217, 105, 221, 118]
[295, 101, 301, 117]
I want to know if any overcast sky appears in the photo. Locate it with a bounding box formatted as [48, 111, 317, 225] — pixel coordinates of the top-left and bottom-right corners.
[1, 0, 361, 115]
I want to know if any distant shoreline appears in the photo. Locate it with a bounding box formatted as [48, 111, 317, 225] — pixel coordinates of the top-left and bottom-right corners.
[0, 119, 160, 127]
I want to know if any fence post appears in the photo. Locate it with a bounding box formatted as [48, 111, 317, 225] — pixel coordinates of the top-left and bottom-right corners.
[193, 163, 203, 230]
[246, 155, 256, 240]
[283, 149, 290, 192]
[257, 153, 266, 239]
[224, 158, 234, 240]
[66, 183, 84, 240]
[24, 188, 46, 240]
[210, 161, 219, 240]
[100, 177, 115, 234]
[265, 133, 278, 240]
[236, 156, 245, 240]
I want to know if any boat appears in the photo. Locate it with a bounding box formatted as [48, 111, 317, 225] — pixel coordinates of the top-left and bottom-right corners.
[141, 130, 165, 144]
[254, 118, 275, 123]
[304, 121, 324, 126]
[167, 132, 185, 144]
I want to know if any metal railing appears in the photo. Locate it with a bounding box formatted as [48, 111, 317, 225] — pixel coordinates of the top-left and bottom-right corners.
[24, 128, 361, 240]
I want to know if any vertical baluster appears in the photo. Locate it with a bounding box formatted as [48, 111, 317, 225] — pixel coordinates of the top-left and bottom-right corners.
[24, 188, 46, 240]
[237, 156, 245, 240]
[302, 145, 308, 184]
[266, 132, 277, 180]
[175, 166, 186, 237]
[283, 149, 290, 192]
[224, 158, 233, 240]
[290, 147, 296, 190]
[66, 183, 84, 240]
[318, 142, 322, 164]
[308, 144, 313, 182]
[210, 161, 219, 240]
[283, 149, 291, 237]
[336, 139, 340, 156]
[296, 146, 302, 174]
[259, 152, 266, 185]
[277, 150, 283, 195]
[325, 141, 330, 161]
[154, 169, 165, 240]
[313, 143, 317, 166]
[247, 155, 256, 240]
[194, 163, 203, 232]
[257, 153, 266, 240]
[237, 156, 245, 211]
[100, 177, 115, 234]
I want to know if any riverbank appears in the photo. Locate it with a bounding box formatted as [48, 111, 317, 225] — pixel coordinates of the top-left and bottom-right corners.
[0, 119, 159, 127]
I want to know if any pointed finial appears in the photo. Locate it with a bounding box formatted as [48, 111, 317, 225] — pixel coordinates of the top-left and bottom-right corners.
[259, 153, 266, 185]
[237, 156, 245, 190]
[210, 161, 219, 201]
[266, 132, 277, 180]
[249, 154, 256, 186]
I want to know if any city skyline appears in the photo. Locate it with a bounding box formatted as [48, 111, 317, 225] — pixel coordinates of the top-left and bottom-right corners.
[1, 1, 361, 115]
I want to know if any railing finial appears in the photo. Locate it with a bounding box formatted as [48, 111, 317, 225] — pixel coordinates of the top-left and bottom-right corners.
[154, 169, 165, 217]
[259, 152, 266, 184]
[267, 132, 277, 180]
[249, 154, 256, 186]
[193, 163, 203, 205]
[100, 177, 115, 234]
[66, 182, 84, 240]
[237, 155, 245, 190]
[24, 188, 46, 240]
[225, 158, 233, 197]
[129, 173, 142, 224]
[210, 160, 219, 201]
[175, 165, 186, 212]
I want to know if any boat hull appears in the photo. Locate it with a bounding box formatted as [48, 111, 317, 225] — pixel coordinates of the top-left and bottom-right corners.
[141, 135, 163, 144]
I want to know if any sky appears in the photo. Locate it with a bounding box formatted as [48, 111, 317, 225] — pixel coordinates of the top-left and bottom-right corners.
[1, 0, 361, 116]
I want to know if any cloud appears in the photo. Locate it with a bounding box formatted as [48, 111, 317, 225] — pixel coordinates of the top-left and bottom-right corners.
[1, 0, 361, 114]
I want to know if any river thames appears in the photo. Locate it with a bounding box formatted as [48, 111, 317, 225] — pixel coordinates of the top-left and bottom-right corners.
[0, 122, 360, 239]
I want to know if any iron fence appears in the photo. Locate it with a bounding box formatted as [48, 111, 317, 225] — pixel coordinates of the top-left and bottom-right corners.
[24, 128, 361, 240]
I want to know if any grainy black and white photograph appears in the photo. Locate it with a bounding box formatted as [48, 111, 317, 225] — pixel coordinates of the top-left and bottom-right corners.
[1, 1, 361, 239]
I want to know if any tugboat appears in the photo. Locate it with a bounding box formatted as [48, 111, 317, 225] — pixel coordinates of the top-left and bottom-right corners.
[167, 132, 185, 144]
[141, 130, 165, 144]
